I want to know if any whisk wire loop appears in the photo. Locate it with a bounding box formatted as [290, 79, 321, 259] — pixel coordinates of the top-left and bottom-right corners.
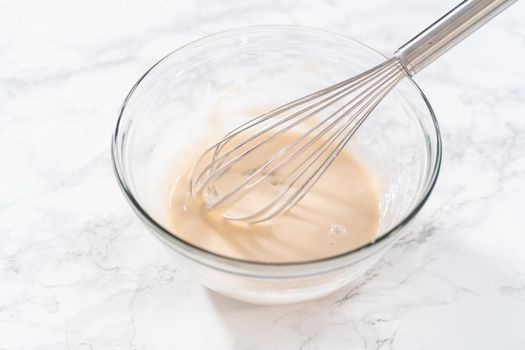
[190, 58, 407, 222]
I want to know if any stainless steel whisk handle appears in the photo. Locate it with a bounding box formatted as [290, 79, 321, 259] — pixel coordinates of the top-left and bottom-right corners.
[395, 0, 516, 75]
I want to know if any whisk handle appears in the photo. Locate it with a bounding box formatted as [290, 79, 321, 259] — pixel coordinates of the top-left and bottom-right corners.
[394, 0, 516, 75]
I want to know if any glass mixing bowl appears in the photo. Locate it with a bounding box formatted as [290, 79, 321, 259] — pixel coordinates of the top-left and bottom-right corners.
[112, 26, 441, 304]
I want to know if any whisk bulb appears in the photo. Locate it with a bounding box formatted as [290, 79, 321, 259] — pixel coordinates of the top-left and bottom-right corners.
[190, 58, 406, 223]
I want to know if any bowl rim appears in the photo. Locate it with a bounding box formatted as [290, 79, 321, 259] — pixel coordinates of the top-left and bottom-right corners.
[111, 25, 442, 269]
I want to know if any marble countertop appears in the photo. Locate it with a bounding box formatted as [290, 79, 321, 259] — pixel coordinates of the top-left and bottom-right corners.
[1, 0, 525, 348]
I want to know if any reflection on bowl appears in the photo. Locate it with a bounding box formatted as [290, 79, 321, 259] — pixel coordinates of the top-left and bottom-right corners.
[112, 26, 441, 304]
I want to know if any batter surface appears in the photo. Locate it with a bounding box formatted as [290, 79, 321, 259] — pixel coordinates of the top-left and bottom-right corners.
[167, 131, 380, 263]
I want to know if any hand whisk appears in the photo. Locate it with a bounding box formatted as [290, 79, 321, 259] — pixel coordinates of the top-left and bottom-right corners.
[190, 0, 515, 223]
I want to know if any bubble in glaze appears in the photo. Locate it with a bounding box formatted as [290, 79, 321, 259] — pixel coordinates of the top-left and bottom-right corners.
[330, 224, 347, 236]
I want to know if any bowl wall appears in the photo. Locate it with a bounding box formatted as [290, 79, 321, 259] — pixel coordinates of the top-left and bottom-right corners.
[112, 26, 441, 304]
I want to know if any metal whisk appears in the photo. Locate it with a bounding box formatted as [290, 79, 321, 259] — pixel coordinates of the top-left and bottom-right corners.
[190, 0, 515, 223]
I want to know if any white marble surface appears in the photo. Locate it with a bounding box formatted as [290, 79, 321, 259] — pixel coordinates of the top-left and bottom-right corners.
[1, 0, 525, 348]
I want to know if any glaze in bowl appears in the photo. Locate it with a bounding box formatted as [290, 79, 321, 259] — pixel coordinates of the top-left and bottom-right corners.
[112, 26, 441, 304]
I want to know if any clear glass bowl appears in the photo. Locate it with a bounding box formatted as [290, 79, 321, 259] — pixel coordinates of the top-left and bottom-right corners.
[112, 26, 441, 304]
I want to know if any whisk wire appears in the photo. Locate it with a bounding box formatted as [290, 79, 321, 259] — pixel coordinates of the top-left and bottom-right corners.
[190, 58, 408, 222]
[208, 61, 404, 212]
[225, 62, 406, 222]
[191, 59, 399, 195]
